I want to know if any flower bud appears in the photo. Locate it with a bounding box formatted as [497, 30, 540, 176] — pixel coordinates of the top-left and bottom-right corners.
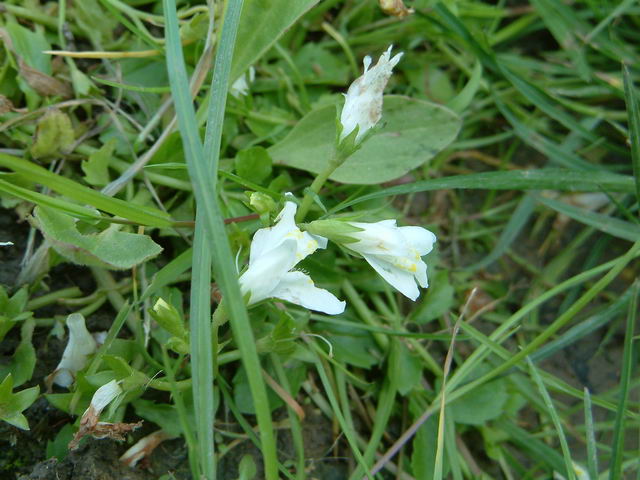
[249, 192, 276, 215]
[339, 46, 403, 145]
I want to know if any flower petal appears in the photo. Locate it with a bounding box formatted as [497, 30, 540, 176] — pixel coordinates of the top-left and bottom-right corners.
[363, 254, 420, 300]
[349, 220, 409, 256]
[271, 271, 346, 315]
[248, 201, 298, 262]
[398, 226, 437, 255]
[240, 239, 297, 304]
[54, 313, 98, 387]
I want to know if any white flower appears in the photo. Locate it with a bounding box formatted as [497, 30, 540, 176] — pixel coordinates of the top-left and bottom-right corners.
[88, 379, 122, 414]
[120, 429, 173, 467]
[0, 241, 12, 246]
[230, 66, 255, 98]
[52, 313, 98, 388]
[239, 201, 346, 315]
[69, 379, 141, 450]
[339, 45, 403, 143]
[346, 220, 436, 301]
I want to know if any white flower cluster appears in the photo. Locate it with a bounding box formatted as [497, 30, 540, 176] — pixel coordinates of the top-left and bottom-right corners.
[240, 200, 436, 313]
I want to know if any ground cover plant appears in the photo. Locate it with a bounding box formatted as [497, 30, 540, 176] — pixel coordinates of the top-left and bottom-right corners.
[0, 0, 638, 479]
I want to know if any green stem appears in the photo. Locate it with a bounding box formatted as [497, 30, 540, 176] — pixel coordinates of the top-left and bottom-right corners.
[296, 151, 346, 222]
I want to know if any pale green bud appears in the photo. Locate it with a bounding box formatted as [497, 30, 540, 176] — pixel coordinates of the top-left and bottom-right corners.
[305, 219, 363, 245]
[249, 192, 276, 215]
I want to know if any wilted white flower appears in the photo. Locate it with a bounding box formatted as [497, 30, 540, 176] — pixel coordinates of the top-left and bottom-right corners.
[230, 66, 255, 98]
[88, 379, 122, 414]
[346, 220, 436, 301]
[339, 46, 403, 143]
[69, 379, 142, 449]
[0, 241, 12, 246]
[120, 429, 173, 467]
[52, 313, 98, 388]
[239, 201, 346, 315]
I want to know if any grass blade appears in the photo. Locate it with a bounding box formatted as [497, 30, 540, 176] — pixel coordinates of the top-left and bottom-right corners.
[162, 1, 277, 479]
[466, 193, 536, 271]
[536, 195, 640, 242]
[0, 153, 172, 227]
[527, 357, 576, 480]
[622, 65, 640, 205]
[609, 281, 638, 480]
[584, 387, 599, 479]
[447, 240, 640, 404]
[337, 169, 636, 211]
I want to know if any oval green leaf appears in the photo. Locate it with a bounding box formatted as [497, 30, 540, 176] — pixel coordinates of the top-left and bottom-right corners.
[269, 95, 461, 184]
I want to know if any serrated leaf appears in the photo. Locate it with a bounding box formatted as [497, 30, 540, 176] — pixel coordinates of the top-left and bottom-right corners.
[82, 138, 117, 187]
[0, 374, 39, 430]
[6, 21, 51, 74]
[34, 206, 162, 270]
[269, 96, 461, 184]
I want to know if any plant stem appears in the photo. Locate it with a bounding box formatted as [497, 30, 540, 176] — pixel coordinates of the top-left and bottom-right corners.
[296, 150, 347, 222]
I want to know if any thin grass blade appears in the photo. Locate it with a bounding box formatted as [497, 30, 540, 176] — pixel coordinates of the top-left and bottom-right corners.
[623, 65, 640, 205]
[162, 1, 277, 478]
[609, 282, 638, 479]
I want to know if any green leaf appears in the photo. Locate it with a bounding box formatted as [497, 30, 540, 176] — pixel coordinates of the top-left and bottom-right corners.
[395, 345, 423, 396]
[6, 21, 51, 74]
[0, 374, 39, 430]
[235, 146, 273, 185]
[231, 0, 320, 82]
[34, 206, 163, 269]
[449, 377, 509, 425]
[0, 286, 33, 342]
[46, 423, 75, 461]
[0, 319, 36, 387]
[164, 0, 279, 476]
[410, 403, 443, 480]
[411, 270, 454, 324]
[30, 110, 75, 159]
[81, 138, 117, 187]
[270, 96, 461, 184]
[133, 398, 196, 438]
